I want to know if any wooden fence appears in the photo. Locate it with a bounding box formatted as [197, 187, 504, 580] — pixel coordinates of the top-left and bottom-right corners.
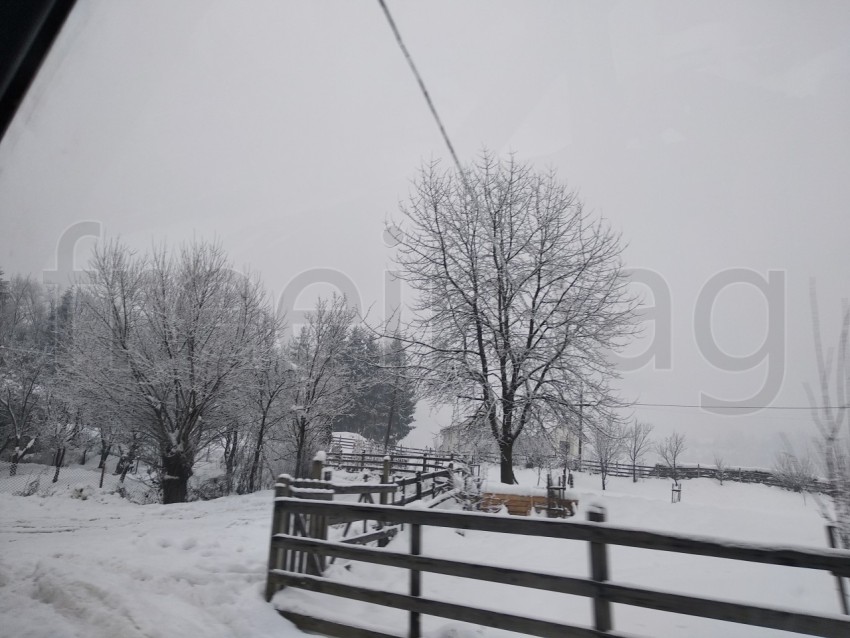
[554, 458, 827, 492]
[330, 436, 449, 459]
[327, 450, 463, 477]
[264, 454, 459, 601]
[335, 440, 819, 492]
[266, 495, 850, 638]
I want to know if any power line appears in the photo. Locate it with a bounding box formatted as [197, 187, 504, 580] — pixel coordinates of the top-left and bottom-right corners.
[633, 402, 848, 411]
[376, 1, 848, 419]
[376, 0, 464, 176]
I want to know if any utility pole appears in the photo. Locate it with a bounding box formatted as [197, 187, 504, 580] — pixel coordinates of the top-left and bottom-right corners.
[578, 388, 583, 463]
[576, 387, 594, 468]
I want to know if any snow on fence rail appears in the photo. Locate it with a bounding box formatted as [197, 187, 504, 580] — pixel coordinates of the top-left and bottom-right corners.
[266, 497, 850, 638]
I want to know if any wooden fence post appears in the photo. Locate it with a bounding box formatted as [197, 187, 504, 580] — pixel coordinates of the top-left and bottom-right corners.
[587, 506, 612, 633]
[307, 488, 331, 575]
[265, 476, 291, 601]
[381, 456, 391, 505]
[422, 453, 428, 473]
[415, 471, 422, 501]
[410, 523, 422, 638]
[827, 525, 850, 615]
[311, 453, 325, 480]
[307, 453, 330, 575]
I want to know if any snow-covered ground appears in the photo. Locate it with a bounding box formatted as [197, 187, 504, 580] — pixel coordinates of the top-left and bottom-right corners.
[282, 468, 844, 637]
[0, 489, 308, 638]
[0, 466, 843, 638]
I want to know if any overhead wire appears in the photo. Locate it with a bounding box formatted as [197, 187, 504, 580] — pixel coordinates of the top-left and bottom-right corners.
[376, 2, 848, 418]
[632, 402, 847, 411]
[376, 0, 465, 176]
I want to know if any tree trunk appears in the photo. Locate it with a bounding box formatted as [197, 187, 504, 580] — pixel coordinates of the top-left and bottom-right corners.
[247, 416, 267, 493]
[498, 439, 517, 484]
[223, 432, 238, 494]
[9, 436, 35, 475]
[294, 417, 307, 478]
[383, 385, 398, 453]
[98, 444, 111, 469]
[161, 453, 192, 504]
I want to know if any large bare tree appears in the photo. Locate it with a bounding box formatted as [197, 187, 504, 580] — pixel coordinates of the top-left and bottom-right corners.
[392, 153, 636, 483]
[69, 240, 274, 503]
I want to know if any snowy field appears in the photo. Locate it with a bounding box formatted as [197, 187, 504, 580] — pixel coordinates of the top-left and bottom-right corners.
[0, 467, 844, 638]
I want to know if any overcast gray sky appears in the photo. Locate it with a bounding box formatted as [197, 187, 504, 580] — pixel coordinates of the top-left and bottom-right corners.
[2, 0, 849, 465]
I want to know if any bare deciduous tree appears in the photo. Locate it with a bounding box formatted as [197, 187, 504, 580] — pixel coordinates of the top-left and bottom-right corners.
[772, 448, 817, 493]
[69, 240, 274, 503]
[625, 420, 653, 482]
[589, 419, 627, 490]
[713, 452, 728, 486]
[239, 318, 291, 492]
[804, 285, 850, 547]
[0, 275, 51, 470]
[656, 431, 687, 484]
[280, 296, 357, 478]
[392, 153, 636, 483]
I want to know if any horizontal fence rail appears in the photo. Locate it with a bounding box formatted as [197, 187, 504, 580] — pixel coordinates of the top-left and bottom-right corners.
[326, 451, 462, 476]
[267, 496, 850, 638]
[274, 499, 850, 576]
[329, 436, 457, 460]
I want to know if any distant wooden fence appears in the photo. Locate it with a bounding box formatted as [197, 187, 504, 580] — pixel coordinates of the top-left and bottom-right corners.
[593, 459, 827, 492]
[327, 450, 462, 476]
[266, 495, 850, 638]
[522, 457, 828, 492]
[330, 436, 450, 459]
[331, 434, 823, 492]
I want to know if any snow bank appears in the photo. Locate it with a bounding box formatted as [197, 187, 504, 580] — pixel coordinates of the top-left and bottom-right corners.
[0, 492, 310, 638]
